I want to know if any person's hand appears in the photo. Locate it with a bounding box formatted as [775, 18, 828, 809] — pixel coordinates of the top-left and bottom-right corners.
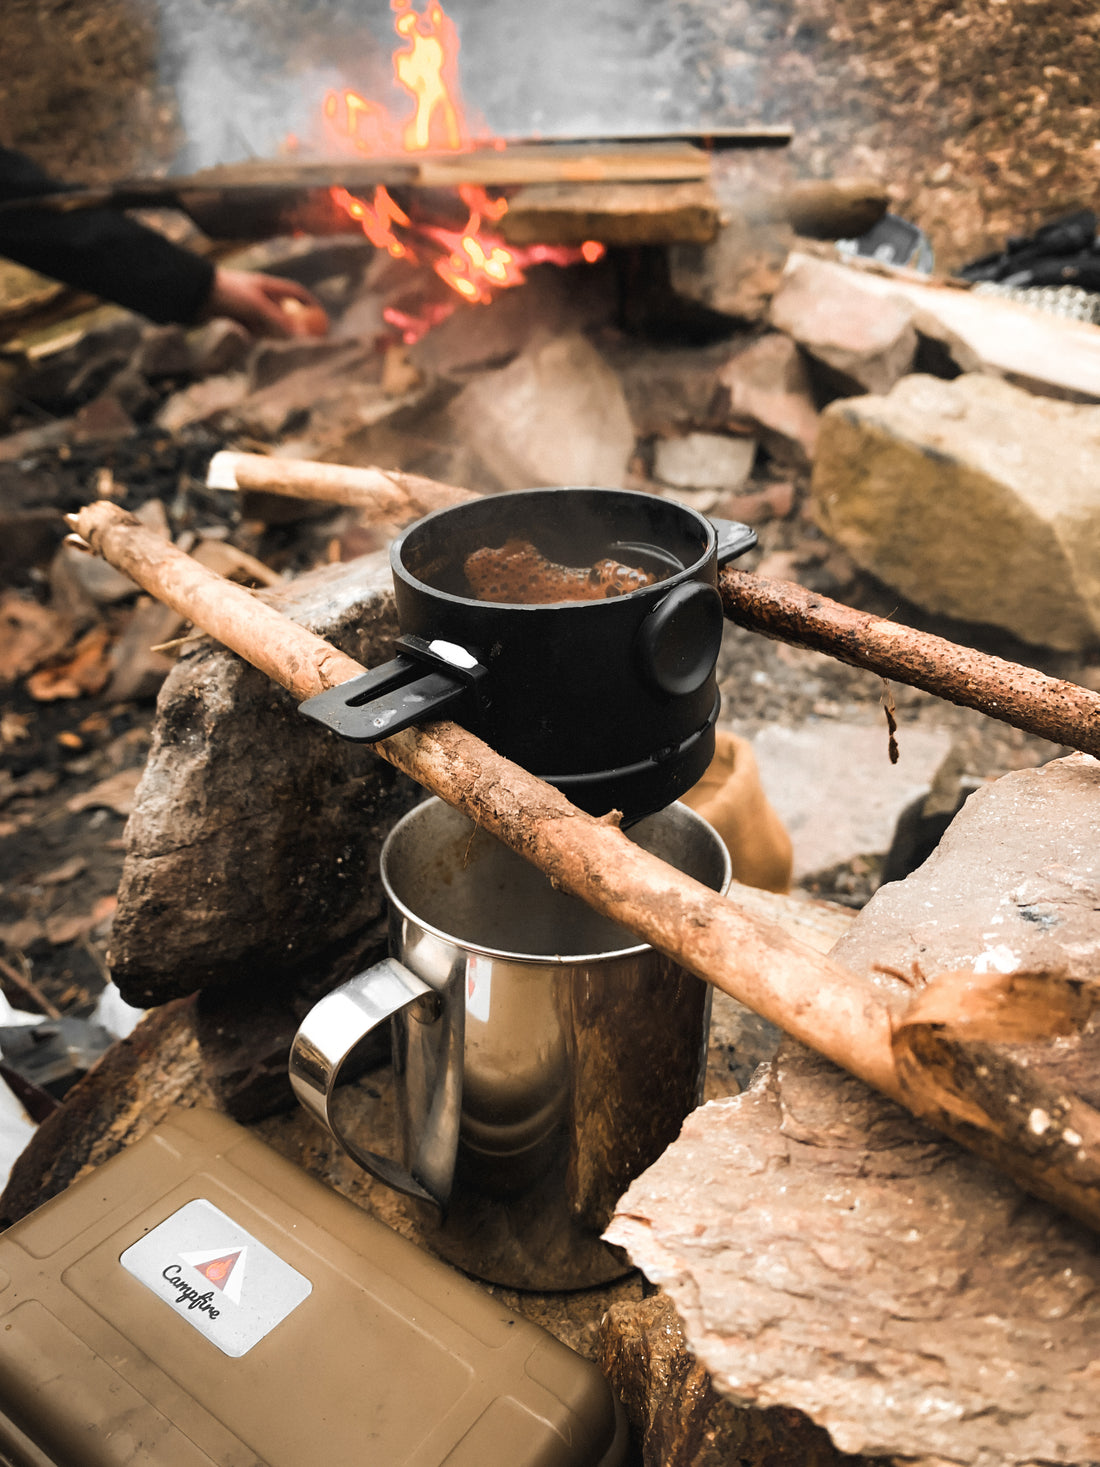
[202, 268, 330, 338]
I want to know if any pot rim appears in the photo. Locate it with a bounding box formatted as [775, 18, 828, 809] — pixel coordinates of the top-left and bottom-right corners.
[390, 485, 717, 611]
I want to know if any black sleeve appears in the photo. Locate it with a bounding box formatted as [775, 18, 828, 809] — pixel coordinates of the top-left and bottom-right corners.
[0, 146, 215, 326]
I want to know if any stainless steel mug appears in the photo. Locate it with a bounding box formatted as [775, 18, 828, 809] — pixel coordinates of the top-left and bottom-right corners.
[290, 797, 730, 1289]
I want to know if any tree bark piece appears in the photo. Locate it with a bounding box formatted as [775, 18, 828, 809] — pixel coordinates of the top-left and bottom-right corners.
[720, 568, 1100, 758]
[68, 500, 1100, 1235]
[207, 450, 476, 518]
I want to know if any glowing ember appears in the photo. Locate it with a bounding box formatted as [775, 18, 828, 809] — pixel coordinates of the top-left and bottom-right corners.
[321, 0, 605, 340]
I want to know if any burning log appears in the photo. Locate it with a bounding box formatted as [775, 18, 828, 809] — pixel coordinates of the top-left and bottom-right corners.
[719, 568, 1100, 760]
[0, 132, 790, 226]
[64, 498, 1100, 1236]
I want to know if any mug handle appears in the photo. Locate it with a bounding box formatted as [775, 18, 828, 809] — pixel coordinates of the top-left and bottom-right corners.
[289, 958, 445, 1206]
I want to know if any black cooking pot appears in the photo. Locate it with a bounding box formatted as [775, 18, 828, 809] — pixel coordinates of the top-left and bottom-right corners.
[300, 487, 756, 822]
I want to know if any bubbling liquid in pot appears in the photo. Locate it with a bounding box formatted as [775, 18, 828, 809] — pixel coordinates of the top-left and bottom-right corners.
[464, 538, 658, 604]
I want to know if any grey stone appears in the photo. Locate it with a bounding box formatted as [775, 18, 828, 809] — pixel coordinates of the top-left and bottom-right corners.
[718, 331, 820, 465]
[810, 372, 1100, 651]
[188, 318, 252, 377]
[449, 331, 636, 491]
[749, 719, 953, 882]
[607, 754, 1100, 1467]
[409, 265, 614, 380]
[607, 340, 750, 438]
[653, 432, 756, 492]
[248, 336, 358, 392]
[832, 752, 1100, 983]
[769, 253, 918, 393]
[51, 540, 138, 606]
[668, 214, 794, 324]
[131, 323, 193, 379]
[108, 552, 421, 1005]
[68, 394, 135, 444]
[155, 373, 249, 433]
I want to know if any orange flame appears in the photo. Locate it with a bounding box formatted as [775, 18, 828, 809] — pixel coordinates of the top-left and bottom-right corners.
[393, 0, 465, 151]
[321, 0, 604, 338]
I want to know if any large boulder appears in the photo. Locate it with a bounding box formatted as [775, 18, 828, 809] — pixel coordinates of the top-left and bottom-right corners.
[607, 754, 1100, 1467]
[810, 372, 1100, 651]
[108, 552, 421, 1006]
[768, 253, 918, 393]
[448, 330, 636, 491]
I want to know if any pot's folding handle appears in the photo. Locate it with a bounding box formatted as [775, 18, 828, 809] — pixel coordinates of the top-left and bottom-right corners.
[289, 958, 454, 1207]
[710, 518, 758, 566]
[298, 635, 487, 743]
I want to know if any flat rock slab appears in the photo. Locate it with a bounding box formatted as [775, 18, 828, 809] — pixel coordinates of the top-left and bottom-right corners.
[831, 752, 1100, 984]
[608, 754, 1100, 1467]
[748, 720, 953, 882]
[611, 1043, 1100, 1467]
[811, 371, 1100, 651]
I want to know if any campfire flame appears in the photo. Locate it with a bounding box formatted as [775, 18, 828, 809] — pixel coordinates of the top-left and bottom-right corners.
[322, 0, 605, 340]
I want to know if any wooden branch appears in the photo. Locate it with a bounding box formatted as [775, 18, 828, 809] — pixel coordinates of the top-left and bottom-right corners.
[776, 178, 888, 240]
[67, 507, 363, 704]
[0, 955, 61, 1020]
[892, 968, 1100, 1227]
[68, 500, 1100, 1234]
[207, 451, 475, 520]
[720, 569, 1100, 759]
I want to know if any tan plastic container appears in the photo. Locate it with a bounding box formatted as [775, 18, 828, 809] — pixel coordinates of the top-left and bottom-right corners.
[0, 1107, 627, 1467]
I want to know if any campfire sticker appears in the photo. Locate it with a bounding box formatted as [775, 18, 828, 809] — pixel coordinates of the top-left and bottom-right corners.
[120, 1199, 311, 1357]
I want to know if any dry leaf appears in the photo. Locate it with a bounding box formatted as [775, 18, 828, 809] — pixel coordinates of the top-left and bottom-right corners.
[66, 766, 142, 817]
[0, 592, 73, 686]
[26, 624, 113, 701]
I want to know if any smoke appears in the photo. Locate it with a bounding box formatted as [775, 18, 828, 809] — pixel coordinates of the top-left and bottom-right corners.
[151, 0, 770, 172]
[152, 0, 396, 171]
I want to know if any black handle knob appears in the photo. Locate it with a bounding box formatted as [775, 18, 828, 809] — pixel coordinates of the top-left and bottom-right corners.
[635, 582, 724, 699]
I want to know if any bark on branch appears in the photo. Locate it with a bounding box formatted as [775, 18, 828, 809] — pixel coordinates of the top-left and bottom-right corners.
[720, 568, 1100, 759]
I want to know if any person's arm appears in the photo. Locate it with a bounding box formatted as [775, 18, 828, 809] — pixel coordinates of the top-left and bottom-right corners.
[0, 146, 327, 336]
[0, 145, 216, 324]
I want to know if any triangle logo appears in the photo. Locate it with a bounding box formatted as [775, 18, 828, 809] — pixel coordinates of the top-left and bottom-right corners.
[179, 1245, 248, 1304]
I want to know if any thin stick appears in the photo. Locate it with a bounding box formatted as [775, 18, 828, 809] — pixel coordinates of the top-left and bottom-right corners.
[207, 452, 476, 520]
[0, 955, 62, 1020]
[721, 569, 1100, 759]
